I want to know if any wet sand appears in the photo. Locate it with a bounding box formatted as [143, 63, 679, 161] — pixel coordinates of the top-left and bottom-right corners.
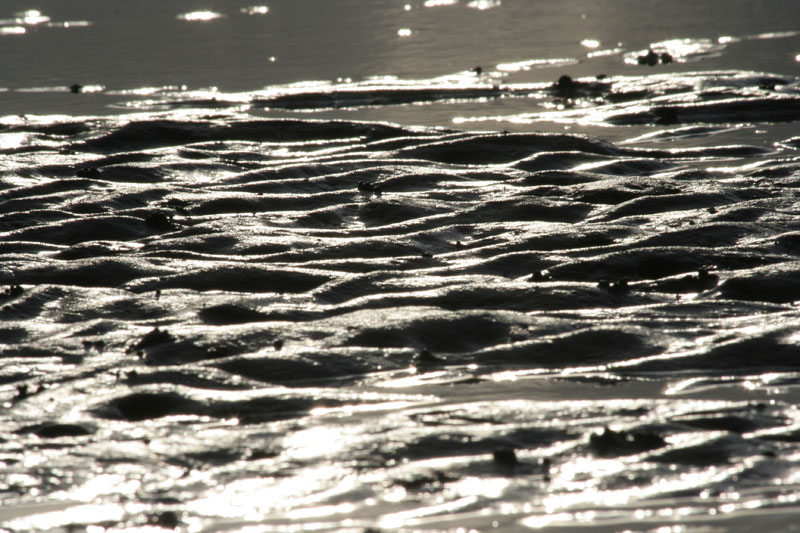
[3, 1, 800, 532]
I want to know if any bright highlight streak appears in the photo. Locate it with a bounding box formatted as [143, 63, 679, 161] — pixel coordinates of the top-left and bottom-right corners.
[241, 6, 269, 15]
[425, 0, 458, 6]
[1, 26, 26, 35]
[178, 11, 222, 21]
[467, 0, 501, 9]
[19, 10, 50, 25]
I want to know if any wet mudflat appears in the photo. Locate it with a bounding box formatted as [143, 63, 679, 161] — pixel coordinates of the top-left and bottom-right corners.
[4, 69, 800, 530]
[3, 1, 800, 531]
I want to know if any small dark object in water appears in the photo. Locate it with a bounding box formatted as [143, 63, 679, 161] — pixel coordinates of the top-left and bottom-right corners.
[155, 289, 161, 300]
[610, 279, 629, 294]
[357, 181, 382, 196]
[76, 167, 101, 179]
[529, 270, 551, 282]
[15, 384, 29, 399]
[589, 427, 666, 457]
[82, 340, 104, 352]
[539, 457, 552, 481]
[69, 84, 83, 94]
[145, 212, 173, 231]
[554, 74, 579, 98]
[149, 511, 180, 529]
[492, 447, 519, 468]
[416, 348, 442, 366]
[1, 284, 23, 300]
[273, 339, 284, 351]
[693, 267, 719, 291]
[130, 327, 174, 353]
[660, 52, 673, 64]
[472, 66, 482, 76]
[637, 49, 660, 66]
[165, 198, 191, 215]
[597, 278, 630, 294]
[557, 74, 575, 88]
[757, 77, 788, 91]
[552, 74, 610, 99]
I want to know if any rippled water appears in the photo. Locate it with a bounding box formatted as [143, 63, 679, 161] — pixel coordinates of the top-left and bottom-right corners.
[3, 2, 800, 532]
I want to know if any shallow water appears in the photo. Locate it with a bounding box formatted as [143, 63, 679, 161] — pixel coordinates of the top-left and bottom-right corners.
[3, 2, 800, 532]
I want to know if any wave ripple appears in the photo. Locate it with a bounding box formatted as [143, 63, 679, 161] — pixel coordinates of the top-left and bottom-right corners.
[4, 79, 800, 530]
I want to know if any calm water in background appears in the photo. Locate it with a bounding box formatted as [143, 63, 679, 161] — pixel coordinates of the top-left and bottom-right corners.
[1, 0, 799, 124]
[5, 2, 800, 532]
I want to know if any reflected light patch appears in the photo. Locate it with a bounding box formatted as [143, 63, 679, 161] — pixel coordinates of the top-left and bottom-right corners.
[1, 132, 29, 150]
[178, 11, 222, 22]
[587, 47, 624, 58]
[379, 496, 478, 529]
[75, 84, 104, 94]
[425, 0, 458, 6]
[68, 473, 141, 501]
[450, 476, 509, 498]
[580, 39, 600, 48]
[754, 31, 800, 40]
[397, 28, 412, 37]
[47, 21, 92, 28]
[286, 503, 356, 520]
[625, 38, 725, 64]
[467, 0, 501, 9]
[496, 58, 578, 72]
[188, 467, 354, 519]
[241, 6, 269, 15]
[18, 10, 50, 25]
[522, 512, 574, 528]
[5, 503, 124, 531]
[283, 426, 348, 460]
[659, 39, 712, 57]
[1, 26, 26, 35]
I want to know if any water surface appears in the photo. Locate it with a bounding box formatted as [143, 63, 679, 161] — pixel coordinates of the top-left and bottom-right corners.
[2, 1, 800, 532]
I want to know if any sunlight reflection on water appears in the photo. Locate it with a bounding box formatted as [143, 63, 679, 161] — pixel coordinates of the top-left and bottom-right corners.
[241, 6, 270, 16]
[467, 0, 502, 9]
[3, 2, 800, 532]
[177, 11, 223, 22]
